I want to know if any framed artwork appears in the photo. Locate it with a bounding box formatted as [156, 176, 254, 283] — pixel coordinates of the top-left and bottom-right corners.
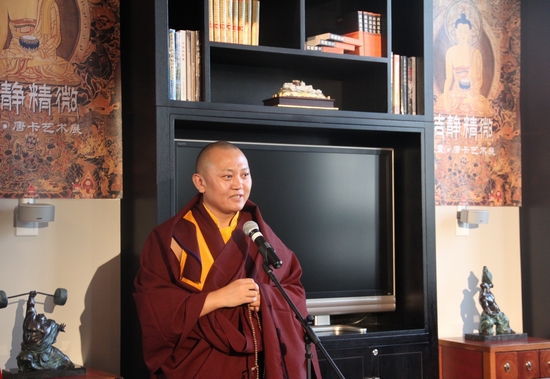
[433, 0, 521, 206]
[0, 0, 121, 199]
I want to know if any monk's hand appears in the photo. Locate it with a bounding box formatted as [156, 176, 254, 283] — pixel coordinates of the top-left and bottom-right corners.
[248, 289, 261, 312]
[222, 278, 260, 308]
[201, 279, 261, 316]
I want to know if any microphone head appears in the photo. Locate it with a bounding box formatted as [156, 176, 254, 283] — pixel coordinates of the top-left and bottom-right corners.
[243, 220, 259, 236]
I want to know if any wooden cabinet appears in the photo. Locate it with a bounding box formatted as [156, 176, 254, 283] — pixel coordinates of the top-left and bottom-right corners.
[440, 337, 550, 379]
[120, 0, 437, 378]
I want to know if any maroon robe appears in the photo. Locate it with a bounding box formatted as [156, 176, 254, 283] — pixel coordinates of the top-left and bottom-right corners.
[134, 194, 321, 379]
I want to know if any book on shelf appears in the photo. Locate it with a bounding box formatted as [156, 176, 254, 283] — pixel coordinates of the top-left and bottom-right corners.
[308, 32, 345, 43]
[306, 32, 361, 54]
[251, 0, 260, 45]
[244, 0, 252, 44]
[391, 53, 400, 114]
[168, 29, 177, 100]
[320, 46, 344, 54]
[208, 0, 214, 41]
[208, 0, 259, 45]
[305, 39, 336, 48]
[391, 53, 422, 115]
[415, 57, 424, 115]
[400, 55, 407, 115]
[232, 0, 239, 43]
[305, 45, 322, 51]
[168, 29, 200, 102]
[336, 10, 382, 57]
[407, 56, 416, 115]
[213, 0, 220, 42]
[220, 0, 226, 42]
[238, 0, 245, 44]
[177, 29, 187, 101]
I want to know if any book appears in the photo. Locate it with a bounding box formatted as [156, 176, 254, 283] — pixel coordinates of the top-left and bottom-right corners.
[370, 12, 382, 57]
[177, 29, 187, 101]
[232, 0, 239, 43]
[307, 33, 345, 44]
[305, 39, 336, 47]
[321, 46, 344, 54]
[168, 29, 176, 100]
[391, 53, 400, 114]
[415, 56, 424, 115]
[400, 54, 407, 114]
[181, 30, 189, 100]
[186, 30, 193, 100]
[244, 0, 252, 44]
[238, 0, 245, 44]
[251, 0, 260, 46]
[305, 44, 322, 51]
[225, 0, 234, 43]
[220, 0, 226, 42]
[208, 0, 214, 41]
[174, 29, 182, 100]
[194, 31, 201, 101]
[407, 56, 416, 115]
[213, 0, 221, 42]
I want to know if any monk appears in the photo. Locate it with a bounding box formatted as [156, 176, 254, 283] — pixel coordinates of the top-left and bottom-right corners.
[134, 141, 321, 379]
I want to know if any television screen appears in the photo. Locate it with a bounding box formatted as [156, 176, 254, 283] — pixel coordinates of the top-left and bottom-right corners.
[175, 139, 395, 318]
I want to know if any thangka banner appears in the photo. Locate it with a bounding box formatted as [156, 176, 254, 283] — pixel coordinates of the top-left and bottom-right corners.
[0, 0, 121, 199]
[433, 0, 521, 206]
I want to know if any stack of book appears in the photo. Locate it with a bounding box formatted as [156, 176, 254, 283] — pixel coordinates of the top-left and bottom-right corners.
[391, 53, 424, 115]
[305, 32, 362, 55]
[335, 10, 383, 57]
[168, 29, 201, 101]
[209, 0, 260, 45]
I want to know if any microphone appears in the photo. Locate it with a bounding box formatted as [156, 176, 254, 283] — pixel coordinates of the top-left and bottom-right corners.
[243, 221, 283, 269]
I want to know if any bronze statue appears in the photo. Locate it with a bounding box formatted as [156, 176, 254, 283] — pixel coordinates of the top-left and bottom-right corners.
[16, 291, 75, 371]
[478, 266, 515, 336]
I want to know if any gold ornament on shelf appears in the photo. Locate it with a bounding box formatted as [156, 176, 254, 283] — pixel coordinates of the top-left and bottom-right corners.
[263, 80, 337, 109]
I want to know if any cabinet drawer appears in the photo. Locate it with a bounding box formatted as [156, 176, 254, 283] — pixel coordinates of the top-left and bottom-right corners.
[518, 350, 540, 379]
[496, 352, 518, 379]
[539, 349, 550, 377]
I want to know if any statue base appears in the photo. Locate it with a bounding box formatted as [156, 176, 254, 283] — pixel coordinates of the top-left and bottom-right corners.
[465, 333, 528, 342]
[2, 366, 86, 378]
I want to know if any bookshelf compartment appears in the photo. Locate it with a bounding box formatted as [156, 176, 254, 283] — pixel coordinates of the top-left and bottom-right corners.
[209, 48, 388, 112]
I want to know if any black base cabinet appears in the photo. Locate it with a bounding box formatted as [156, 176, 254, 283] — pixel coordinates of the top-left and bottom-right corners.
[318, 333, 429, 378]
[120, 0, 438, 378]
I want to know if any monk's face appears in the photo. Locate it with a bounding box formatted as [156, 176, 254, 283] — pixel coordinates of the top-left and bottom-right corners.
[193, 147, 251, 222]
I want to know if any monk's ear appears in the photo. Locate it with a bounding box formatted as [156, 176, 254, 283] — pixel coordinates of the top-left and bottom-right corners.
[192, 173, 206, 193]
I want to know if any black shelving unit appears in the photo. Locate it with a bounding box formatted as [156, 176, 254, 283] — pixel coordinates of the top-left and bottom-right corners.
[121, 0, 437, 378]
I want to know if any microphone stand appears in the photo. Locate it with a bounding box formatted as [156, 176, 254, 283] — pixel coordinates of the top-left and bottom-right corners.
[261, 262, 346, 379]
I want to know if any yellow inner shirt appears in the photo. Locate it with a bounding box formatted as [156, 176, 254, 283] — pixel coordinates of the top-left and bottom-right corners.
[172, 204, 239, 290]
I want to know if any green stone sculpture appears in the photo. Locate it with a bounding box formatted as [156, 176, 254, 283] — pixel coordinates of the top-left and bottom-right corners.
[478, 266, 515, 336]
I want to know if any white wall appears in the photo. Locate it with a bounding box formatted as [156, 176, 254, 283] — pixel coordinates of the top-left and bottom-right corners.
[435, 206, 522, 338]
[0, 199, 120, 375]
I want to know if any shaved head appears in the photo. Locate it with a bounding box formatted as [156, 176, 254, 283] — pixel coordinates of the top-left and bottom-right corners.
[196, 141, 242, 174]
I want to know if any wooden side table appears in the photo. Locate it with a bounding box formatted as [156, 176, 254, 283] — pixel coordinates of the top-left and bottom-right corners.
[0, 368, 122, 379]
[440, 337, 550, 379]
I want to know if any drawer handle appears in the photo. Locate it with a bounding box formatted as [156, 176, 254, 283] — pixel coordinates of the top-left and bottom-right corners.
[372, 349, 379, 356]
[504, 363, 511, 372]
[526, 361, 533, 371]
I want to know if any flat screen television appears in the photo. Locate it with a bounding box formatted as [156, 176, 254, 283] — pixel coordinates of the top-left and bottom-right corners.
[175, 139, 396, 323]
